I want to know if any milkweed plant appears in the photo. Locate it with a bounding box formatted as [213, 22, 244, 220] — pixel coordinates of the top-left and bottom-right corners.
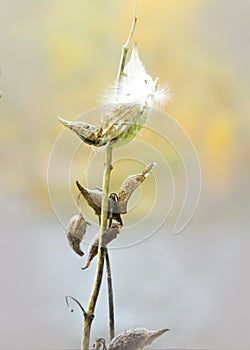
[59, 9, 171, 350]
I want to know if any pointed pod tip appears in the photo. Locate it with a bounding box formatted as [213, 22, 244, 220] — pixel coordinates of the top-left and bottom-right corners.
[156, 328, 170, 336]
[58, 116, 69, 127]
[81, 262, 90, 270]
[148, 328, 169, 343]
[162, 327, 170, 332]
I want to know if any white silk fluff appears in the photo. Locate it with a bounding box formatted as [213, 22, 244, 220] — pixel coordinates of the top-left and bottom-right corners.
[102, 44, 170, 108]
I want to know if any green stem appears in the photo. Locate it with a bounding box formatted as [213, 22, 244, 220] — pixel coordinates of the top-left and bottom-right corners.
[105, 249, 115, 340]
[115, 7, 137, 95]
[81, 8, 137, 348]
[81, 145, 113, 350]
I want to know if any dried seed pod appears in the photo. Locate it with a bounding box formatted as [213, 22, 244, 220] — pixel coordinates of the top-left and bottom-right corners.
[58, 45, 169, 148]
[66, 213, 87, 256]
[108, 193, 123, 228]
[76, 182, 123, 227]
[58, 103, 148, 148]
[82, 223, 121, 270]
[100, 103, 148, 147]
[118, 162, 155, 214]
[76, 181, 103, 217]
[93, 338, 107, 350]
[58, 117, 106, 147]
[107, 327, 169, 350]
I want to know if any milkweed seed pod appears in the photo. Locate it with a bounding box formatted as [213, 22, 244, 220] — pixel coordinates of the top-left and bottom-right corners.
[82, 223, 121, 270]
[93, 338, 107, 350]
[76, 181, 103, 217]
[118, 162, 155, 214]
[58, 103, 147, 148]
[76, 162, 154, 225]
[66, 213, 87, 256]
[76, 181, 123, 227]
[58, 45, 169, 147]
[107, 327, 169, 350]
[58, 118, 107, 147]
[108, 193, 123, 227]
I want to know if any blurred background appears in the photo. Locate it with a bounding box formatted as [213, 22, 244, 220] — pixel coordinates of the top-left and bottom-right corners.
[0, 0, 250, 349]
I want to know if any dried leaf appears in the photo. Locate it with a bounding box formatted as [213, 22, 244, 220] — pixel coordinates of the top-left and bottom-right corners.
[118, 162, 155, 214]
[66, 213, 87, 256]
[107, 327, 169, 350]
[82, 223, 121, 270]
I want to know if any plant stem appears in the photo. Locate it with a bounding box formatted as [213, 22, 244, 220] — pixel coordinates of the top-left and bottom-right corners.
[81, 144, 113, 350]
[104, 10, 137, 339]
[115, 7, 137, 95]
[81, 8, 137, 348]
[105, 249, 115, 340]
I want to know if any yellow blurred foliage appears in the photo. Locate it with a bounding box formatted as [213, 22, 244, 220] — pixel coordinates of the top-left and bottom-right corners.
[1, 0, 248, 207]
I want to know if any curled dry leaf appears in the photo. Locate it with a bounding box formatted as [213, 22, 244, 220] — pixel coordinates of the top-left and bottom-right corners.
[66, 213, 87, 256]
[82, 223, 121, 270]
[118, 162, 156, 214]
[107, 327, 169, 350]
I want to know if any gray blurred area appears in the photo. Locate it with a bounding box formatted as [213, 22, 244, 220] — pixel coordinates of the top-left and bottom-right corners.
[1, 185, 250, 349]
[0, 0, 250, 349]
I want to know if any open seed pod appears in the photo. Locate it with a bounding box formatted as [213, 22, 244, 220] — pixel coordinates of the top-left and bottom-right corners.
[82, 223, 121, 270]
[58, 45, 169, 148]
[76, 162, 155, 225]
[118, 162, 155, 214]
[66, 213, 87, 257]
[76, 181, 102, 217]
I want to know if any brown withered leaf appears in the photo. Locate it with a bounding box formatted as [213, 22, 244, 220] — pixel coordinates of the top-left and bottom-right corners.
[82, 223, 121, 270]
[76, 181, 102, 217]
[118, 162, 156, 214]
[66, 213, 87, 256]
